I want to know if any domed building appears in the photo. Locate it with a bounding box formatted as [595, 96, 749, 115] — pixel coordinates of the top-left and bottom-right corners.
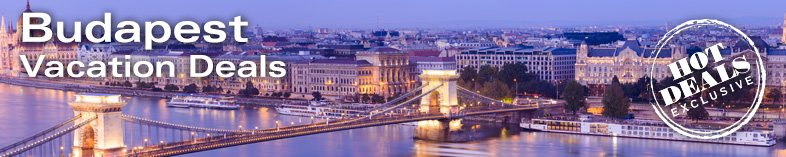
[0, 0, 78, 77]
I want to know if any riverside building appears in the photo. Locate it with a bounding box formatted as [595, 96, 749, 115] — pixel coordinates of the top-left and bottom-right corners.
[289, 46, 416, 101]
[456, 46, 577, 82]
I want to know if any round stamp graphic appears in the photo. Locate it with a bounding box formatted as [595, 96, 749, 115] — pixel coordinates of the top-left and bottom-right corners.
[649, 19, 766, 139]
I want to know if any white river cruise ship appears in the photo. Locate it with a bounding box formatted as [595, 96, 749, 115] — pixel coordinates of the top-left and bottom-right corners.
[275, 100, 381, 119]
[520, 115, 776, 146]
[166, 94, 239, 110]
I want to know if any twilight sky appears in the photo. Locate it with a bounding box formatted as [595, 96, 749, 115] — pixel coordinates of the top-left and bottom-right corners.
[0, 0, 785, 29]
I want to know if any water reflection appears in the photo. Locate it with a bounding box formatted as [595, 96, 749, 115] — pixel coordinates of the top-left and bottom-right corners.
[0, 83, 783, 156]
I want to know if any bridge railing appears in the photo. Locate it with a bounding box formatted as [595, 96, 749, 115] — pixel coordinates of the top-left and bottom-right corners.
[122, 115, 255, 134]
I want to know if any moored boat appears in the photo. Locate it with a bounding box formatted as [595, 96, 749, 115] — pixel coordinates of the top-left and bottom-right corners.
[275, 100, 382, 119]
[166, 94, 239, 109]
[520, 115, 776, 146]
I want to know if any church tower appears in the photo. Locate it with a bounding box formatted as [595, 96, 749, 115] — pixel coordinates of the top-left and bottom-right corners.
[0, 14, 6, 74]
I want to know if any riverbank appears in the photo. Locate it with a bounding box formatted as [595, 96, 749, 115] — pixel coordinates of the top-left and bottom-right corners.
[0, 77, 284, 107]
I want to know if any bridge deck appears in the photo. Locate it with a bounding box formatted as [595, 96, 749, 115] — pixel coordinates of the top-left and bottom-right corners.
[129, 106, 538, 157]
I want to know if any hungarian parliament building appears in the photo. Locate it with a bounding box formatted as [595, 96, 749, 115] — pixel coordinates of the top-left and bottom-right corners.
[0, 1, 79, 77]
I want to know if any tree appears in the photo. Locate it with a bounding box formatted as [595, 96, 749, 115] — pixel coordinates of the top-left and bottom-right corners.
[766, 88, 782, 103]
[479, 79, 513, 101]
[216, 86, 224, 94]
[164, 84, 179, 91]
[687, 105, 709, 123]
[136, 81, 152, 89]
[238, 81, 259, 97]
[371, 94, 385, 104]
[123, 81, 133, 88]
[602, 76, 630, 119]
[523, 80, 556, 98]
[312, 91, 323, 101]
[202, 85, 216, 93]
[151, 87, 163, 91]
[283, 92, 291, 98]
[361, 94, 370, 103]
[183, 83, 199, 93]
[477, 65, 499, 83]
[104, 82, 109, 86]
[135, 82, 145, 89]
[497, 62, 537, 86]
[459, 66, 478, 83]
[563, 80, 586, 115]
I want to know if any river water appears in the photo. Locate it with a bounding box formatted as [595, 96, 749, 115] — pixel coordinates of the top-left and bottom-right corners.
[0, 83, 784, 157]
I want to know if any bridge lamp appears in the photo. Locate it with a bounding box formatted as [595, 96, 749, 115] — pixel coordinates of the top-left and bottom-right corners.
[144, 139, 148, 142]
[160, 140, 164, 144]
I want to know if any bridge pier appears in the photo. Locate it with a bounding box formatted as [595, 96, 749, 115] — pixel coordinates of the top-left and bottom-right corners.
[69, 93, 127, 157]
[413, 119, 469, 142]
[509, 110, 539, 124]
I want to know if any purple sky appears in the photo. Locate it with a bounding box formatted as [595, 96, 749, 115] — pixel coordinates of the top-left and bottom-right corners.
[1, 0, 785, 29]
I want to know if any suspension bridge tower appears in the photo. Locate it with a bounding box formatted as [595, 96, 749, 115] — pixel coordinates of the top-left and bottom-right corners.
[69, 93, 127, 157]
[418, 69, 459, 114]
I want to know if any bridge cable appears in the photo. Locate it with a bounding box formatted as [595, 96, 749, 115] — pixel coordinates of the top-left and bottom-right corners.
[2, 116, 97, 157]
[0, 114, 83, 154]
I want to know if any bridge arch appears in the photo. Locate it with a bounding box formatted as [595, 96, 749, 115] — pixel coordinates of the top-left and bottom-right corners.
[419, 70, 459, 114]
[80, 125, 96, 157]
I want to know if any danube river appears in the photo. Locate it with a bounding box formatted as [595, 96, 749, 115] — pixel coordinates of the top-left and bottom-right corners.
[0, 83, 784, 157]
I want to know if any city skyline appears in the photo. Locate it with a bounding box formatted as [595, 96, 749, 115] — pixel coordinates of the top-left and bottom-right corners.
[0, 0, 785, 29]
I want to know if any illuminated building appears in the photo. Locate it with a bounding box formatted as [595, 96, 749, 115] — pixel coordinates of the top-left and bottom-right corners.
[456, 46, 576, 82]
[575, 39, 686, 94]
[290, 46, 415, 100]
[0, 1, 78, 77]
